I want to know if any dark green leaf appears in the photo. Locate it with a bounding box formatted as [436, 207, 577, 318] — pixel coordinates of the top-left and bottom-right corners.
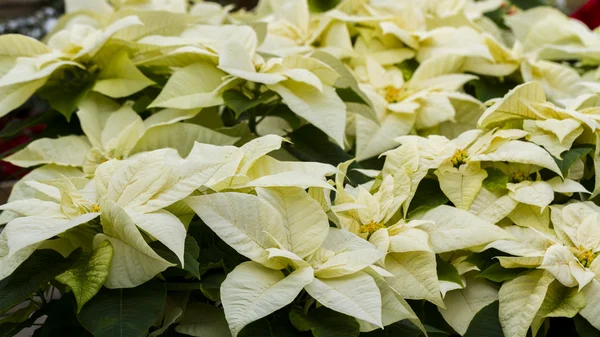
[151, 241, 180, 265]
[554, 146, 594, 177]
[36, 68, 96, 121]
[308, 0, 340, 12]
[436, 256, 463, 286]
[290, 307, 359, 337]
[511, 0, 549, 9]
[267, 105, 302, 130]
[483, 168, 509, 191]
[407, 179, 449, 218]
[534, 320, 549, 337]
[0, 249, 80, 312]
[465, 249, 507, 272]
[132, 95, 155, 113]
[397, 59, 419, 82]
[0, 111, 58, 139]
[175, 302, 230, 337]
[286, 124, 353, 166]
[37, 294, 87, 337]
[0, 304, 48, 337]
[363, 320, 450, 337]
[484, 8, 509, 30]
[184, 236, 201, 279]
[0, 322, 33, 337]
[200, 272, 226, 302]
[223, 90, 261, 118]
[150, 234, 201, 280]
[466, 77, 521, 102]
[0, 111, 84, 161]
[421, 325, 451, 337]
[575, 315, 600, 337]
[285, 125, 370, 185]
[0, 301, 39, 325]
[37, 113, 84, 139]
[478, 262, 528, 283]
[240, 311, 307, 337]
[546, 317, 581, 337]
[335, 87, 370, 106]
[420, 302, 456, 336]
[362, 321, 421, 337]
[464, 301, 503, 337]
[78, 280, 166, 337]
[188, 220, 246, 276]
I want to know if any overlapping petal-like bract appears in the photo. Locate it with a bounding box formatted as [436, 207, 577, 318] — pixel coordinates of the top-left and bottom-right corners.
[3, 0, 600, 336]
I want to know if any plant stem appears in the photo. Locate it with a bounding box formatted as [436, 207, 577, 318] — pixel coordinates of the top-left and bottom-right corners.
[248, 108, 257, 134]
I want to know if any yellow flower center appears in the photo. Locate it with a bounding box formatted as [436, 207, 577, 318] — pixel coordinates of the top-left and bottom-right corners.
[577, 248, 597, 268]
[359, 222, 384, 236]
[384, 86, 405, 104]
[512, 172, 527, 183]
[450, 149, 468, 168]
[91, 204, 101, 213]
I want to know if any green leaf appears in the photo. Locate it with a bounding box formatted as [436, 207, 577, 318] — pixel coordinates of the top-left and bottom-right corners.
[36, 294, 87, 337]
[407, 179, 449, 218]
[362, 320, 450, 337]
[150, 238, 201, 279]
[465, 249, 507, 272]
[575, 315, 600, 337]
[0, 249, 80, 312]
[311, 51, 376, 123]
[554, 146, 594, 177]
[0, 304, 49, 337]
[478, 263, 528, 283]
[335, 88, 370, 106]
[436, 256, 463, 286]
[289, 307, 360, 337]
[223, 89, 261, 119]
[200, 272, 226, 302]
[466, 77, 521, 102]
[239, 311, 305, 337]
[268, 104, 302, 129]
[55, 240, 114, 313]
[184, 236, 201, 279]
[483, 168, 509, 191]
[420, 302, 456, 336]
[175, 303, 231, 337]
[463, 301, 504, 337]
[188, 220, 246, 276]
[286, 124, 352, 165]
[0, 111, 58, 139]
[0, 302, 38, 325]
[78, 279, 166, 337]
[36, 68, 96, 121]
[511, 0, 549, 9]
[285, 125, 370, 185]
[397, 59, 419, 82]
[483, 8, 509, 30]
[308, 0, 340, 12]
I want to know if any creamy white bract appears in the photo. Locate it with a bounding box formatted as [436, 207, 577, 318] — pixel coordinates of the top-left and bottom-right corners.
[1, 0, 600, 336]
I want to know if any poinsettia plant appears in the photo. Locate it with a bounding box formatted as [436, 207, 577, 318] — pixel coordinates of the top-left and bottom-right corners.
[1, 0, 600, 337]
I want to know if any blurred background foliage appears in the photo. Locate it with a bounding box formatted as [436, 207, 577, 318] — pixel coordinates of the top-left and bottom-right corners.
[0, 0, 589, 38]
